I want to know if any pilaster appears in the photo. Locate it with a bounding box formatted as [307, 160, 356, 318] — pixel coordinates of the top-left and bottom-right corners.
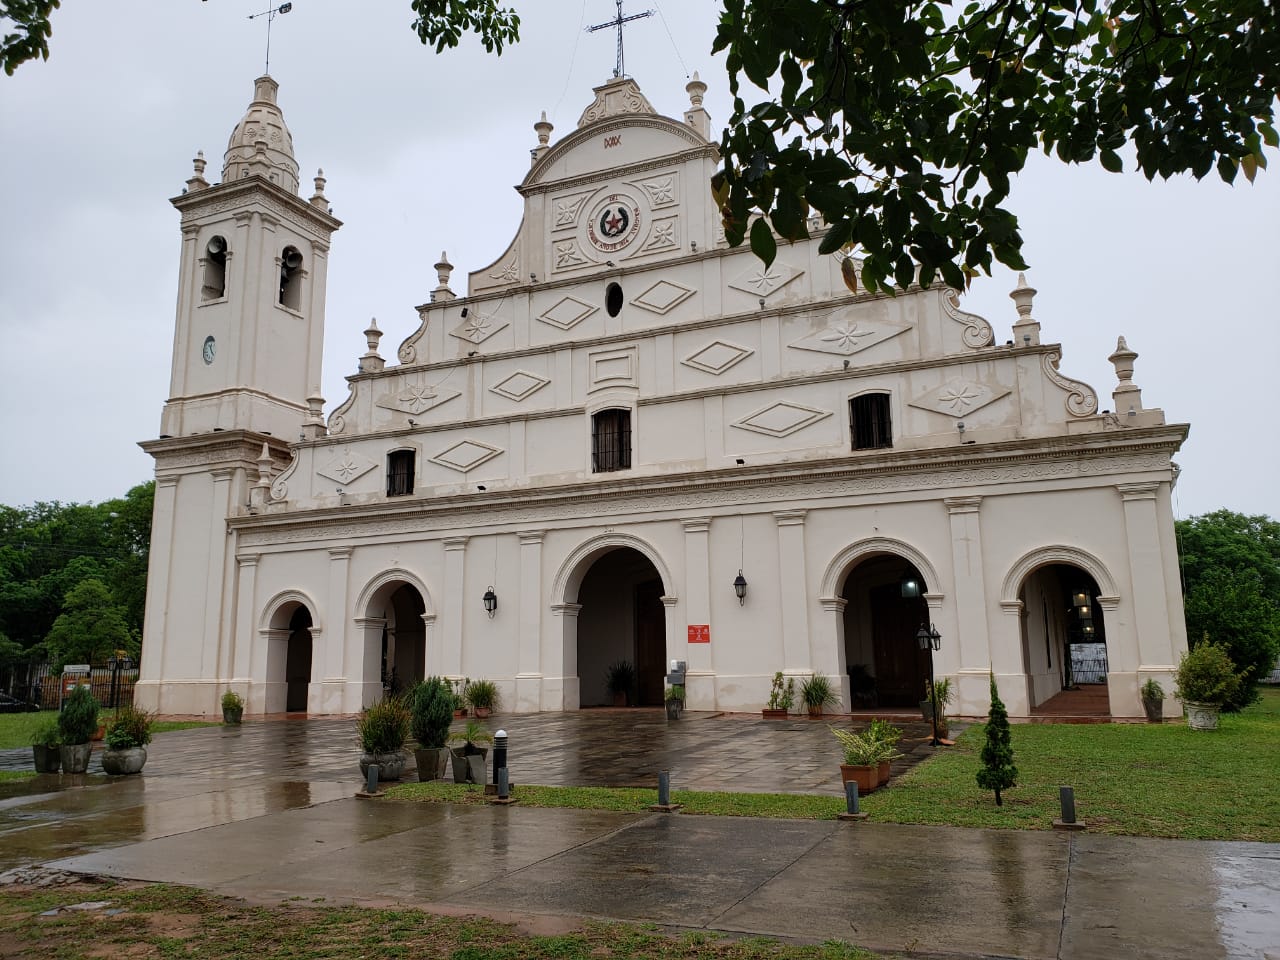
[517, 530, 545, 712]
[442, 537, 469, 680]
[774, 510, 810, 670]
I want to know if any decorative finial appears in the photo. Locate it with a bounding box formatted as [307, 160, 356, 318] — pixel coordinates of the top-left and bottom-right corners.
[301, 393, 327, 440]
[1108, 336, 1138, 384]
[432, 251, 456, 302]
[1010, 272, 1036, 319]
[186, 150, 210, 192]
[1107, 336, 1144, 416]
[686, 71, 706, 108]
[256, 442, 273, 487]
[535, 111, 553, 146]
[310, 167, 328, 209]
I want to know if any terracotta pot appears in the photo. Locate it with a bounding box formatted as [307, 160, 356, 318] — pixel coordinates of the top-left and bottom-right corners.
[1185, 701, 1220, 731]
[101, 745, 147, 775]
[473, 706, 492, 719]
[839, 763, 878, 793]
[762, 708, 788, 719]
[806, 705, 823, 717]
[878, 760, 891, 785]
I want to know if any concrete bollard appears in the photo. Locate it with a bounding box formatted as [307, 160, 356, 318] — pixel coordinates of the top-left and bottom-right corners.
[1053, 784, 1086, 831]
[838, 780, 868, 821]
[657, 771, 671, 807]
[366, 764, 379, 794]
[497, 766, 509, 800]
[493, 729, 508, 785]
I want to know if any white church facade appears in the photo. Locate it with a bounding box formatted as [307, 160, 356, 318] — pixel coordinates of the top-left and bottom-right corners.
[136, 72, 1191, 720]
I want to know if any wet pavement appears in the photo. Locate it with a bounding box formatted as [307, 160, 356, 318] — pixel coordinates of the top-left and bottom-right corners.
[1, 713, 1277, 959]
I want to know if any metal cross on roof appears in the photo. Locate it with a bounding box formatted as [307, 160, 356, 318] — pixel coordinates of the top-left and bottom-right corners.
[586, 0, 654, 80]
[247, 2, 293, 75]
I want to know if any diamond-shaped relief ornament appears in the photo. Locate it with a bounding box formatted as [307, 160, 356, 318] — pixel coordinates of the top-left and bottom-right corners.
[732, 401, 832, 438]
[633, 279, 694, 315]
[789, 311, 912, 357]
[430, 439, 503, 473]
[317, 449, 378, 485]
[448, 310, 509, 345]
[375, 383, 460, 416]
[728, 260, 803, 299]
[537, 296, 598, 331]
[681, 340, 754, 376]
[908, 379, 1011, 417]
[490, 370, 551, 402]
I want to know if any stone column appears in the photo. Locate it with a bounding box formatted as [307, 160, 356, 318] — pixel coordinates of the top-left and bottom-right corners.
[551, 602, 582, 710]
[681, 518, 712, 708]
[257, 626, 289, 713]
[441, 537, 468, 680]
[138, 476, 179, 691]
[774, 510, 810, 672]
[322, 547, 352, 713]
[945, 496, 999, 712]
[203, 468, 236, 681]
[231, 553, 259, 688]
[352, 617, 387, 710]
[516, 531, 545, 712]
[819, 597, 851, 707]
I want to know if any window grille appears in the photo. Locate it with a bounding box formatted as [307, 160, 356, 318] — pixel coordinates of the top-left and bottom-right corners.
[850, 393, 892, 450]
[386, 450, 415, 496]
[592, 409, 632, 473]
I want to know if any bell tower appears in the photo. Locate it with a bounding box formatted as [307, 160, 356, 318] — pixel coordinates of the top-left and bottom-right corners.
[163, 75, 340, 440]
[136, 76, 340, 716]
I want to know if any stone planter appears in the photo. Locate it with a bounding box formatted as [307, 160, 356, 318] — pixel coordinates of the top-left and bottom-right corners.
[31, 745, 60, 774]
[1141, 697, 1163, 723]
[665, 700, 681, 720]
[414, 746, 450, 782]
[101, 745, 147, 775]
[1184, 701, 1220, 731]
[359, 750, 406, 782]
[451, 746, 487, 784]
[59, 742, 93, 774]
[222, 706, 244, 725]
[839, 763, 878, 794]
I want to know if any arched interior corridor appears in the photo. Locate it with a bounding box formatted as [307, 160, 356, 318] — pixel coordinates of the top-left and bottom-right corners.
[575, 547, 667, 707]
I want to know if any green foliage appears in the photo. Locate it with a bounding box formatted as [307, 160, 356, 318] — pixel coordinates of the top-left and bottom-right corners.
[830, 720, 900, 766]
[1174, 641, 1243, 706]
[924, 676, 954, 710]
[220, 689, 244, 712]
[665, 683, 685, 702]
[767, 671, 796, 711]
[104, 702, 152, 749]
[42, 578, 134, 670]
[800, 673, 839, 709]
[605, 660, 636, 701]
[464, 678, 499, 711]
[409, 0, 519, 53]
[976, 676, 1017, 806]
[1, 0, 60, 75]
[29, 714, 59, 747]
[1141, 678, 1165, 703]
[57, 685, 98, 745]
[408, 676, 454, 748]
[448, 719, 492, 749]
[1177, 510, 1280, 711]
[712, 0, 1278, 292]
[355, 697, 410, 754]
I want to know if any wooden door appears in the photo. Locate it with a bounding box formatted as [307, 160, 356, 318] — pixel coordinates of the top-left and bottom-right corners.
[870, 584, 929, 707]
[635, 579, 666, 706]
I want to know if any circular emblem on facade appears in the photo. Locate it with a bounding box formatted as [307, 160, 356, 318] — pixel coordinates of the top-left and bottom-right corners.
[587, 192, 643, 253]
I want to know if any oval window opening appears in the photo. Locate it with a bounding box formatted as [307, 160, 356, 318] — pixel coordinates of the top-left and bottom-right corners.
[605, 282, 623, 317]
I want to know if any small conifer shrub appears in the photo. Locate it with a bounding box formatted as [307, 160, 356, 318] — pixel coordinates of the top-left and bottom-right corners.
[976, 675, 1017, 806]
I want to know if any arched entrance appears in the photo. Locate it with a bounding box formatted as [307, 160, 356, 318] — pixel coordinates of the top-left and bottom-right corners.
[840, 554, 931, 709]
[284, 606, 313, 711]
[1017, 563, 1110, 713]
[575, 547, 667, 707]
[366, 583, 428, 697]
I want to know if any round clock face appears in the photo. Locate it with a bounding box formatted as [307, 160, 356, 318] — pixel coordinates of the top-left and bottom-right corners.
[202, 335, 216, 365]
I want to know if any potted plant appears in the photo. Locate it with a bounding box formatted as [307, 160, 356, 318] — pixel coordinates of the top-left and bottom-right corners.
[448, 720, 493, 784]
[920, 677, 954, 721]
[1174, 642, 1243, 731]
[763, 671, 795, 718]
[830, 725, 895, 793]
[356, 696, 411, 781]
[409, 677, 453, 781]
[800, 673, 840, 717]
[221, 689, 245, 725]
[605, 660, 636, 706]
[866, 718, 903, 785]
[448, 677, 471, 717]
[1140, 678, 1165, 723]
[665, 683, 685, 720]
[30, 716, 61, 774]
[465, 679, 500, 719]
[58, 685, 99, 774]
[101, 703, 153, 775]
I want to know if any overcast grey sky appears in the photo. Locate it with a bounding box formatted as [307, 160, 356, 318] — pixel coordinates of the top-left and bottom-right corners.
[1, 1, 1276, 519]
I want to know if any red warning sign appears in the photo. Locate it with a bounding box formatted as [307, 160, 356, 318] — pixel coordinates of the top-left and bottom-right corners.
[687, 624, 710, 644]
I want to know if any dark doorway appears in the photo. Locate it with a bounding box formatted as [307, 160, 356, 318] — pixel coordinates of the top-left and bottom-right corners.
[285, 605, 313, 712]
[576, 547, 666, 706]
[841, 555, 930, 708]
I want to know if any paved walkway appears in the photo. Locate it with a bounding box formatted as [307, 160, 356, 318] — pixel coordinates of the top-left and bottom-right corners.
[1, 714, 1277, 960]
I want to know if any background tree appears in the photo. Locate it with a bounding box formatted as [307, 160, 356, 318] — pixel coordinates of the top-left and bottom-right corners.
[1, 0, 60, 75]
[1177, 510, 1280, 710]
[977, 675, 1017, 806]
[43, 577, 136, 669]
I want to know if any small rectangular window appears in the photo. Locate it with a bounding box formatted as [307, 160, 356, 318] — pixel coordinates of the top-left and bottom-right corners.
[850, 394, 892, 450]
[592, 409, 632, 473]
[386, 450, 415, 496]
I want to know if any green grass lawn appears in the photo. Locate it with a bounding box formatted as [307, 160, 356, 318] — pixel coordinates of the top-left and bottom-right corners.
[0, 882, 884, 960]
[390, 689, 1280, 841]
[0, 711, 216, 750]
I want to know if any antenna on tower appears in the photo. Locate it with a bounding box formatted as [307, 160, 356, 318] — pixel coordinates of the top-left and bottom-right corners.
[248, 2, 293, 75]
[586, 0, 654, 79]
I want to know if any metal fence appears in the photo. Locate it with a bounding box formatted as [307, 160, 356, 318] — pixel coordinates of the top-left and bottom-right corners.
[1068, 643, 1110, 685]
[1, 661, 136, 710]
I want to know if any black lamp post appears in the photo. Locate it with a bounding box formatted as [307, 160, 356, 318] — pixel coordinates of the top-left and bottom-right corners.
[482, 586, 498, 619]
[733, 570, 747, 605]
[916, 622, 943, 746]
